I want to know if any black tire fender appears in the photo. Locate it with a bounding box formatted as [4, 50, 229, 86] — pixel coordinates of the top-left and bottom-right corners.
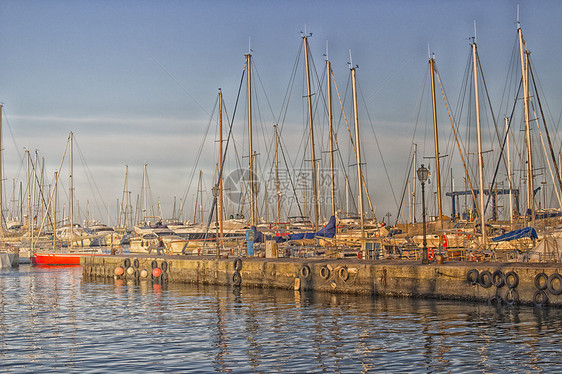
[533, 289, 548, 307]
[492, 270, 505, 288]
[547, 273, 562, 295]
[300, 265, 311, 280]
[534, 272, 548, 290]
[478, 270, 493, 288]
[232, 272, 242, 286]
[505, 271, 519, 289]
[320, 266, 330, 280]
[234, 258, 243, 272]
[339, 267, 349, 281]
[504, 288, 519, 306]
[466, 269, 479, 285]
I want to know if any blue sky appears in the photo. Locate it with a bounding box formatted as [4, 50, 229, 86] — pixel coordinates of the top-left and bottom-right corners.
[1, 0, 561, 225]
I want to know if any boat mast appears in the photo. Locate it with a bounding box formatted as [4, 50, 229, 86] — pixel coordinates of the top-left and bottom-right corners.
[0, 104, 3, 237]
[70, 131, 74, 248]
[53, 171, 58, 251]
[142, 163, 148, 223]
[326, 47, 336, 218]
[413, 143, 417, 223]
[274, 124, 281, 224]
[429, 56, 443, 221]
[518, 21, 534, 227]
[303, 34, 319, 230]
[505, 117, 514, 228]
[472, 38, 487, 247]
[219, 89, 224, 244]
[351, 58, 365, 253]
[245, 52, 258, 227]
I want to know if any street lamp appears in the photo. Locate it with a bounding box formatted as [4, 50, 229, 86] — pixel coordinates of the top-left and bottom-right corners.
[417, 164, 429, 264]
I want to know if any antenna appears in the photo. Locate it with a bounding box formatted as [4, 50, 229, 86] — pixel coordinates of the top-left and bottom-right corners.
[325, 40, 329, 60]
[473, 20, 477, 44]
[427, 42, 431, 60]
[517, 4, 521, 28]
[348, 49, 353, 69]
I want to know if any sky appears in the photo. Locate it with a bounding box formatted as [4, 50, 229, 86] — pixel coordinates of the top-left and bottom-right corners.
[1, 0, 562, 226]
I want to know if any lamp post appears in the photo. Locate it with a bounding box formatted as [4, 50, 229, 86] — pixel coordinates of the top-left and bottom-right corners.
[417, 164, 429, 264]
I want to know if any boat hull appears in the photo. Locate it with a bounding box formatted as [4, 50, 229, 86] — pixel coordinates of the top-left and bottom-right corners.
[31, 252, 102, 266]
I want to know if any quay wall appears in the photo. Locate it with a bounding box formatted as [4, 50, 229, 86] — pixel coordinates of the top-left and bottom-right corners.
[81, 255, 562, 307]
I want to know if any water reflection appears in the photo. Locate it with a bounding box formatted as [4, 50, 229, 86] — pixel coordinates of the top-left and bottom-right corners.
[0, 266, 561, 372]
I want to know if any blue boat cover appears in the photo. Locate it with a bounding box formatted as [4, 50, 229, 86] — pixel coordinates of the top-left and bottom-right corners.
[251, 215, 336, 243]
[491, 227, 538, 242]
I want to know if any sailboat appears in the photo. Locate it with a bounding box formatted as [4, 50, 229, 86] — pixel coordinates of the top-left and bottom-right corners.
[31, 132, 104, 265]
[0, 104, 19, 267]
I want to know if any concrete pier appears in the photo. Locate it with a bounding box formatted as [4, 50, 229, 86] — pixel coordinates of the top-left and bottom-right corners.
[81, 255, 562, 307]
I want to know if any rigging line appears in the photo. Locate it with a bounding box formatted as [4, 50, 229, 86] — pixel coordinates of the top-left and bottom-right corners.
[0, 107, 25, 166]
[476, 51, 508, 177]
[202, 65, 248, 241]
[148, 53, 210, 117]
[435, 69, 480, 220]
[397, 64, 429, 223]
[278, 133, 305, 218]
[358, 81, 399, 211]
[277, 42, 303, 134]
[32, 138, 69, 245]
[73, 137, 111, 223]
[396, 148, 415, 226]
[179, 94, 220, 215]
[482, 78, 522, 216]
[529, 60, 562, 205]
[366, 53, 416, 102]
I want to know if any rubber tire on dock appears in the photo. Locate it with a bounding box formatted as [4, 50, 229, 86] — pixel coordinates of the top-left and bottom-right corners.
[338, 267, 349, 282]
[161, 261, 168, 272]
[300, 265, 311, 280]
[492, 270, 505, 288]
[505, 271, 519, 289]
[534, 272, 548, 290]
[504, 289, 519, 306]
[151, 260, 158, 269]
[478, 270, 493, 288]
[234, 258, 243, 272]
[466, 269, 479, 285]
[133, 258, 140, 269]
[123, 258, 131, 268]
[533, 289, 548, 307]
[547, 273, 562, 295]
[320, 266, 330, 280]
[232, 272, 242, 286]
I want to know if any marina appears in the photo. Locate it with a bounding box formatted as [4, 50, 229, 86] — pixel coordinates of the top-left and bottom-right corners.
[2, 1, 562, 372]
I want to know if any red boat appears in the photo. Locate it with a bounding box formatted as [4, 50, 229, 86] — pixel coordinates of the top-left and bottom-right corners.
[31, 252, 104, 266]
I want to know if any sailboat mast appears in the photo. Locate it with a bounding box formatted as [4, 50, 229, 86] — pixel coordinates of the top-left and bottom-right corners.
[472, 41, 487, 246]
[518, 24, 534, 227]
[142, 164, 148, 223]
[303, 35, 320, 229]
[0, 104, 3, 236]
[505, 117, 514, 228]
[326, 57, 336, 218]
[70, 132, 74, 248]
[245, 53, 257, 227]
[219, 90, 224, 243]
[351, 65, 365, 247]
[274, 124, 281, 223]
[413, 143, 417, 223]
[53, 171, 58, 251]
[429, 57, 443, 221]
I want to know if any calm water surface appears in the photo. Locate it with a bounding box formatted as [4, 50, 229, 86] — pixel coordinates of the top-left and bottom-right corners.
[0, 265, 561, 373]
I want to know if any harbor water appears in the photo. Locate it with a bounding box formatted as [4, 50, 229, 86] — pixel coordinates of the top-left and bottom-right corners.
[1, 265, 561, 373]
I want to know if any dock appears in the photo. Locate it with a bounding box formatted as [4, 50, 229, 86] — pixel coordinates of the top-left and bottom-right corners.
[82, 255, 562, 307]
